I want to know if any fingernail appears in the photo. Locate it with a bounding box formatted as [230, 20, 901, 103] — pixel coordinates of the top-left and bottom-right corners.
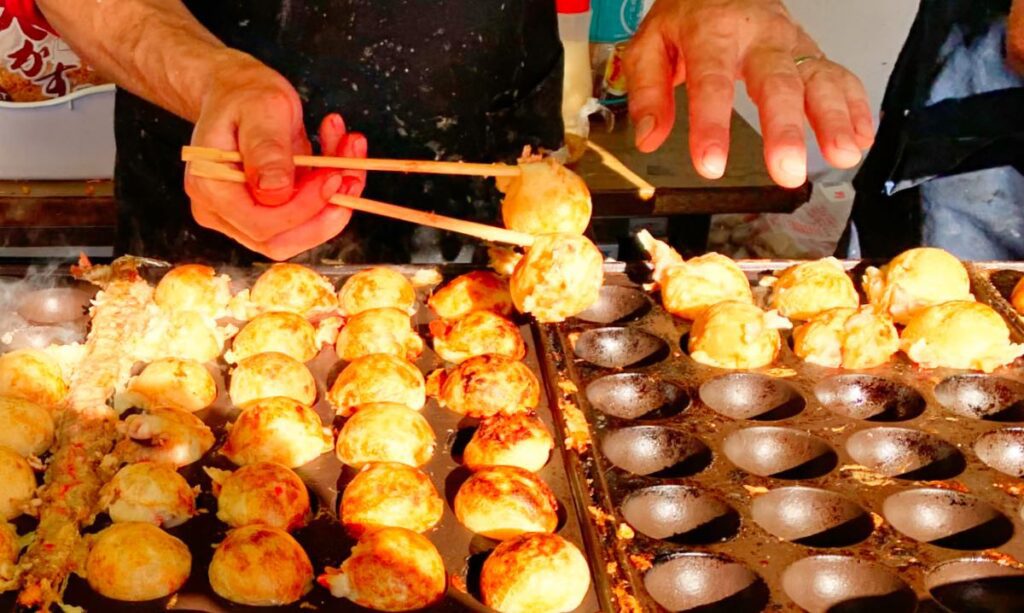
[635, 115, 656, 144]
[321, 173, 343, 199]
[835, 133, 859, 154]
[258, 170, 290, 190]
[702, 144, 727, 177]
[781, 155, 806, 179]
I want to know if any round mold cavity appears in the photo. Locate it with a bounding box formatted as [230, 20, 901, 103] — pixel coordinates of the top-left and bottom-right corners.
[722, 427, 837, 479]
[934, 375, 1024, 422]
[574, 285, 651, 324]
[699, 373, 805, 421]
[750, 487, 873, 548]
[643, 553, 769, 612]
[882, 488, 1013, 550]
[601, 426, 712, 478]
[814, 375, 926, 422]
[573, 327, 670, 369]
[16, 287, 92, 325]
[620, 485, 740, 544]
[845, 427, 966, 480]
[586, 373, 688, 420]
[782, 555, 917, 613]
[975, 427, 1024, 477]
[927, 557, 1024, 613]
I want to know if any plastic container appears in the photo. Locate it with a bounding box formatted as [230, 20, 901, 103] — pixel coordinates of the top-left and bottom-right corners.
[558, 0, 595, 162]
[589, 0, 655, 43]
[0, 84, 116, 180]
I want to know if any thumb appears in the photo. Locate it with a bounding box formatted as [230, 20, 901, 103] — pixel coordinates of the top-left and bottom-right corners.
[238, 94, 301, 206]
[625, 27, 680, 152]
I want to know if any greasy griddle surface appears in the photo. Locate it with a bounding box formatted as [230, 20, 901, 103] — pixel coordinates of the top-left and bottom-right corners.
[1, 264, 602, 613]
[543, 261, 1024, 612]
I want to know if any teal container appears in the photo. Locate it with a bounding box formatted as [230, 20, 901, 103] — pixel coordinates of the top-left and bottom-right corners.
[589, 0, 654, 43]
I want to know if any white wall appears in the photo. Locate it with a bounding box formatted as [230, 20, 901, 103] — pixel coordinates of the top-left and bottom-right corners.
[732, 0, 921, 180]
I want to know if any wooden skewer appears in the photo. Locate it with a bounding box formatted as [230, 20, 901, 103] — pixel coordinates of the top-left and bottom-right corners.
[586, 140, 656, 201]
[183, 145, 522, 178]
[186, 160, 535, 247]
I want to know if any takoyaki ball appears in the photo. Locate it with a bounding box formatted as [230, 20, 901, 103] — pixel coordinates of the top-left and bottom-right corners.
[338, 267, 417, 316]
[481, 533, 590, 613]
[208, 526, 313, 606]
[84, 523, 191, 602]
[793, 306, 899, 369]
[120, 357, 216, 413]
[335, 403, 435, 468]
[454, 466, 558, 540]
[688, 301, 789, 370]
[153, 264, 232, 317]
[864, 247, 973, 325]
[0, 349, 66, 408]
[463, 413, 553, 473]
[427, 271, 514, 320]
[659, 253, 753, 320]
[144, 309, 224, 363]
[319, 527, 445, 611]
[0, 448, 34, 520]
[0, 522, 17, 584]
[1012, 275, 1024, 315]
[509, 233, 604, 323]
[221, 397, 332, 468]
[340, 462, 443, 537]
[229, 311, 318, 363]
[113, 407, 215, 467]
[498, 157, 592, 236]
[770, 257, 859, 321]
[901, 301, 1024, 372]
[228, 352, 316, 407]
[99, 461, 196, 528]
[433, 354, 540, 418]
[206, 462, 310, 531]
[334, 308, 424, 362]
[328, 354, 426, 417]
[249, 263, 338, 317]
[0, 396, 54, 457]
[429, 310, 526, 364]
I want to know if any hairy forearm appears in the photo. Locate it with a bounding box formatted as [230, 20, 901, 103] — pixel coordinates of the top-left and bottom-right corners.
[36, 0, 250, 121]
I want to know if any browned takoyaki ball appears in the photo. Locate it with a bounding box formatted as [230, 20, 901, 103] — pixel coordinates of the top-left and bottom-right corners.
[480, 533, 590, 613]
[338, 266, 417, 316]
[229, 311, 319, 363]
[463, 413, 553, 473]
[334, 403, 435, 468]
[249, 263, 338, 317]
[120, 357, 216, 413]
[84, 523, 191, 602]
[206, 462, 311, 531]
[432, 354, 539, 418]
[454, 466, 558, 540]
[340, 462, 443, 537]
[0, 395, 54, 457]
[99, 461, 196, 528]
[228, 352, 316, 407]
[428, 271, 514, 320]
[498, 157, 592, 236]
[111, 407, 215, 467]
[154, 264, 232, 317]
[0, 349, 66, 408]
[509, 233, 604, 323]
[208, 526, 313, 606]
[334, 308, 424, 362]
[221, 397, 332, 468]
[429, 310, 525, 364]
[318, 527, 446, 611]
[327, 354, 426, 416]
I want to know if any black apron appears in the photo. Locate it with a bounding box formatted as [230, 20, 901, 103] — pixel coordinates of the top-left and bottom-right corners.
[851, 0, 1024, 257]
[115, 1, 564, 264]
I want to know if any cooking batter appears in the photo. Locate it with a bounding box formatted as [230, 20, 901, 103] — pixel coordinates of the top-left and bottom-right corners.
[19, 0, 872, 262]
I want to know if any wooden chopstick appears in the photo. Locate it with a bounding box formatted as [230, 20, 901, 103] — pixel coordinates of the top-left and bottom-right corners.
[586, 140, 656, 201]
[183, 145, 522, 178]
[186, 160, 535, 247]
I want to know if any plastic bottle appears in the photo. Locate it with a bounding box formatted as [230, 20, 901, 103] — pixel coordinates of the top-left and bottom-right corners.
[557, 0, 596, 162]
[589, 0, 655, 106]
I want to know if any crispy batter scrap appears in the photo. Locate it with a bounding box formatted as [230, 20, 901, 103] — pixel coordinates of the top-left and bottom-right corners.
[838, 464, 894, 486]
[616, 523, 635, 541]
[994, 481, 1024, 497]
[742, 485, 769, 496]
[628, 553, 653, 572]
[982, 551, 1024, 568]
[557, 379, 578, 394]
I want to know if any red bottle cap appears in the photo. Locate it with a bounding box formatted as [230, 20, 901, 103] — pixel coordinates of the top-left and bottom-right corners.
[556, 0, 590, 14]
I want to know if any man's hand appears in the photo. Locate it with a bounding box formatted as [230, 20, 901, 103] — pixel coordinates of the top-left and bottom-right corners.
[1009, 0, 1024, 75]
[186, 55, 366, 261]
[624, 0, 874, 188]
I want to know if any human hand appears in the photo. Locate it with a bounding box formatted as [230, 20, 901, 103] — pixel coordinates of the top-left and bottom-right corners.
[1009, 0, 1024, 74]
[186, 53, 366, 260]
[624, 0, 874, 188]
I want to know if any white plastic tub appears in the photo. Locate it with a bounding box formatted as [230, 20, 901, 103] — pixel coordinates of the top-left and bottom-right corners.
[0, 84, 116, 180]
